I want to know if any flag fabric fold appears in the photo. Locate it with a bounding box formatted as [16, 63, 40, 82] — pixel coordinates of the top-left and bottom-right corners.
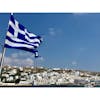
[4, 14, 43, 58]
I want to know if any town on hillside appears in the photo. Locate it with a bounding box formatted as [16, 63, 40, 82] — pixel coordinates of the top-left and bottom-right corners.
[0, 65, 100, 87]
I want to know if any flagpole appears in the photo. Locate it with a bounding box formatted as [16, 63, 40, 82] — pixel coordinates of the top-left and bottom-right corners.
[34, 58, 36, 68]
[35, 58, 37, 68]
[0, 13, 11, 74]
[0, 24, 8, 77]
[0, 46, 6, 76]
[0, 16, 8, 77]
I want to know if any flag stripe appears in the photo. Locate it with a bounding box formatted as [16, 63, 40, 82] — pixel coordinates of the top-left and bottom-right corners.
[5, 39, 34, 49]
[10, 15, 15, 25]
[5, 44, 38, 54]
[6, 35, 40, 47]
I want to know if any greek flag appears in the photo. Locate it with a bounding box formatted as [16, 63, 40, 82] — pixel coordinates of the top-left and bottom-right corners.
[4, 14, 43, 58]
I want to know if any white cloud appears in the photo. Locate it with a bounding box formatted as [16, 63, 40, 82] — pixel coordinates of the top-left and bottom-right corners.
[11, 51, 36, 58]
[36, 56, 45, 61]
[25, 58, 33, 65]
[73, 13, 88, 16]
[0, 53, 34, 67]
[4, 56, 12, 65]
[48, 28, 56, 36]
[48, 27, 63, 37]
[71, 61, 78, 66]
[18, 51, 30, 57]
[11, 53, 18, 58]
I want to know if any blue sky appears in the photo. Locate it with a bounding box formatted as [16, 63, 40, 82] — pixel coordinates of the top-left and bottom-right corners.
[1, 13, 100, 71]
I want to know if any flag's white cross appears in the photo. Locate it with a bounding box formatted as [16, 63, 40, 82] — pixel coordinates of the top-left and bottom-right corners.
[9, 20, 25, 38]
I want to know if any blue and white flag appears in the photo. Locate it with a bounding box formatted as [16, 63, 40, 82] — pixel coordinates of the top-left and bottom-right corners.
[4, 14, 43, 58]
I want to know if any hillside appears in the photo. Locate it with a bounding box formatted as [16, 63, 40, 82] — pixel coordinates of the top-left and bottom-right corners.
[0, 65, 100, 87]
